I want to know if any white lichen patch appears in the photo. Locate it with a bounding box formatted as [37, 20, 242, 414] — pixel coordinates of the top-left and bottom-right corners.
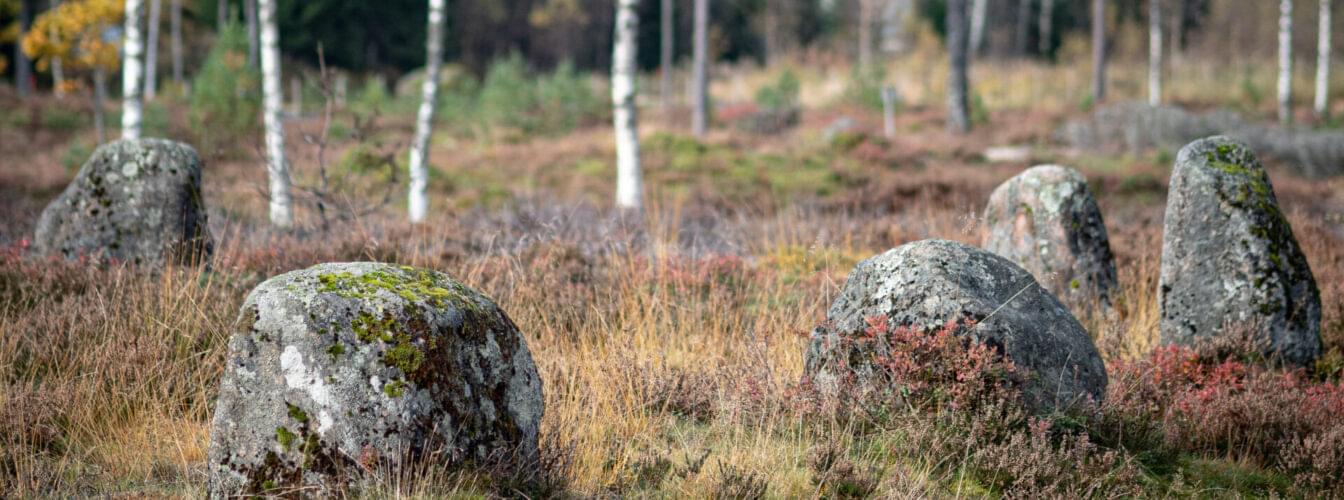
[281, 345, 334, 407]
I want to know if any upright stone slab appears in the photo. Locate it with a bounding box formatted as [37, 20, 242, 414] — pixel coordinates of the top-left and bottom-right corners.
[32, 138, 212, 265]
[982, 165, 1118, 306]
[804, 239, 1107, 415]
[1160, 136, 1321, 365]
[207, 263, 544, 497]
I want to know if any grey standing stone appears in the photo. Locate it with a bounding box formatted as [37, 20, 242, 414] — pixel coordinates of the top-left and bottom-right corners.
[207, 262, 544, 497]
[804, 239, 1107, 415]
[983, 165, 1118, 307]
[1159, 136, 1321, 366]
[32, 138, 212, 265]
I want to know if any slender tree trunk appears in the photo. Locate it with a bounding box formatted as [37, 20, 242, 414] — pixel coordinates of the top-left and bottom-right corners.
[171, 0, 183, 84]
[93, 68, 108, 143]
[660, 0, 673, 109]
[1092, 0, 1107, 102]
[49, 0, 65, 99]
[881, 85, 897, 138]
[1315, 0, 1332, 118]
[970, 0, 987, 57]
[858, 0, 875, 67]
[15, 0, 33, 97]
[1279, 0, 1294, 124]
[1148, 0, 1162, 106]
[1039, 0, 1054, 56]
[145, 0, 161, 100]
[612, 0, 642, 210]
[122, 0, 145, 140]
[258, 0, 292, 227]
[408, 0, 445, 223]
[245, 0, 257, 66]
[880, 0, 912, 54]
[691, 0, 709, 137]
[947, 0, 970, 134]
[217, 0, 226, 29]
[1170, 0, 1185, 63]
[289, 76, 301, 116]
[1015, 0, 1031, 56]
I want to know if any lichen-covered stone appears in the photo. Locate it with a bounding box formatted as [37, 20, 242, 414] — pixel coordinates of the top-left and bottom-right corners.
[207, 262, 544, 497]
[1159, 136, 1321, 366]
[31, 138, 212, 265]
[804, 239, 1107, 414]
[982, 165, 1118, 307]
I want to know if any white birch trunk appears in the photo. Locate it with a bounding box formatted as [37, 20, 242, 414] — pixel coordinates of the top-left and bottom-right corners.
[969, 0, 987, 57]
[170, 0, 182, 84]
[1315, 0, 1332, 117]
[947, 0, 970, 134]
[691, 0, 708, 137]
[259, 0, 292, 227]
[122, 0, 145, 140]
[1279, 0, 1295, 124]
[1148, 0, 1162, 106]
[408, 0, 446, 224]
[613, 0, 643, 210]
[145, 0, 161, 100]
[881, 85, 897, 138]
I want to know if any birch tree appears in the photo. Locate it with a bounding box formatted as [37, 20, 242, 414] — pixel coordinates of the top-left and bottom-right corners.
[690, 0, 708, 137]
[1315, 0, 1332, 118]
[170, 0, 180, 83]
[1278, 0, 1294, 124]
[1092, 0, 1106, 102]
[408, 0, 445, 224]
[1148, 0, 1162, 106]
[48, 0, 66, 99]
[947, 0, 970, 134]
[144, 0, 159, 100]
[258, 0, 292, 227]
[969, 0, 987, 57]
[660, 0, 672, 109]
[122, 0, 144, 139]
[613, 0, 643, 210]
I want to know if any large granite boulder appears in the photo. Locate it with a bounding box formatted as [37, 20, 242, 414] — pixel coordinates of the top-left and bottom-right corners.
[207, 262, 544, 497]
[1159, 137, 1321, 366]
[32, 138, 212, 265]
[982, 165, 1118, 307]
[804, 239, 1107, 414]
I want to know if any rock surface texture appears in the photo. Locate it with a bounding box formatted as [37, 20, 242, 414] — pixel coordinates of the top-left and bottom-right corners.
[1159, 136, 1321, 366]
[207, 262, 544, 497]
[983, 165, 1118, 306]
[32, 138, 212, 265]
[804, 239, 1108, 414]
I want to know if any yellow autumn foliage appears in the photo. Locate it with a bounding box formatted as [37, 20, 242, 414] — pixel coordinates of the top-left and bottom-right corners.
[21, 0, 123, 75]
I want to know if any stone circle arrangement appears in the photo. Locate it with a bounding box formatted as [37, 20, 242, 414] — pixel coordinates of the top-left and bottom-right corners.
[27, 135, 1322, 493]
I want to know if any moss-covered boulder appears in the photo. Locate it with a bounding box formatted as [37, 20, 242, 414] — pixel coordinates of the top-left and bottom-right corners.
[31, 138, 212, 265]
[982, 165, 1118, 307]
[1159, 137, 1321, 366]
[804, 239, 1108, 415]
[207, 262, 544, 497]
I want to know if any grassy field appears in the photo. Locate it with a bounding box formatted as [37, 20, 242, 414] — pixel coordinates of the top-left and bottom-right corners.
[2, 50, 1344, 497]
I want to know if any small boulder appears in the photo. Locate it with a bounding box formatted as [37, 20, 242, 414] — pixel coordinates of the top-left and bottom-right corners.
[1159, 136, 1321, 365]
[804, 239, 1107, 414]
[207, 262, 544, 497]
[982, 165, 1118, 306]
[31, 138, 211, 265]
